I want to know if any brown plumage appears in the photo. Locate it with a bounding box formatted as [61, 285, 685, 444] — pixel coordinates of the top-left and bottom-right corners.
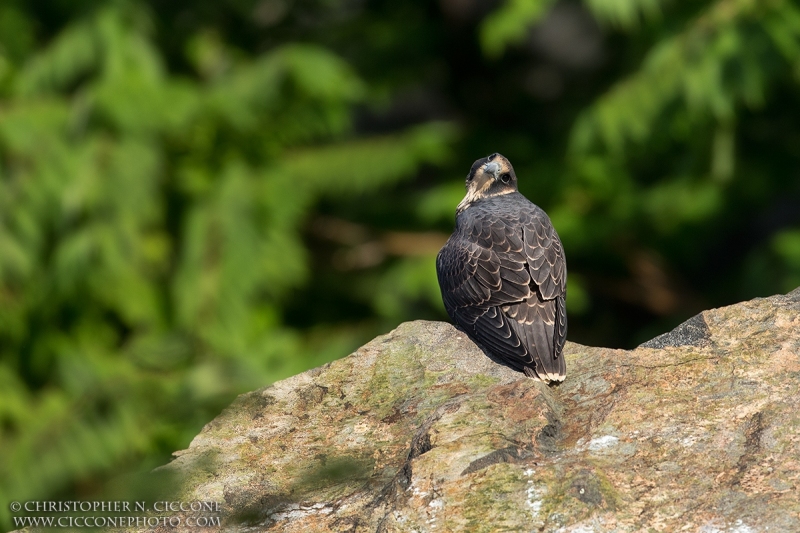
[436, 153, 567, 382]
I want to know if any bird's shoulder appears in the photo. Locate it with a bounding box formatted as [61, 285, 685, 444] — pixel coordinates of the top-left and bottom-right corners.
[454, 192, 551, 239]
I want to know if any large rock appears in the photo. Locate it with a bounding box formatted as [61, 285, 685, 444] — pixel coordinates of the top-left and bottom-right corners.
[156, 290, 800, 532]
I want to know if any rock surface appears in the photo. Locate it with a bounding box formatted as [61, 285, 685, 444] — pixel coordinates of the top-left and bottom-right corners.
[153, 290, 800, 532]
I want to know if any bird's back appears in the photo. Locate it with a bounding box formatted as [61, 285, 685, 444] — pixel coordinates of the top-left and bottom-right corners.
[437, 192, 567, 382]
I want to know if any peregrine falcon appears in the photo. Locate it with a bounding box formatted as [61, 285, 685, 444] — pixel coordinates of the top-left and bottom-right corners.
[436, 153, 567, 382]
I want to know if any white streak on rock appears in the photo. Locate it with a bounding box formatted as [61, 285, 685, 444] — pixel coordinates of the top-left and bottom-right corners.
[588, 435, 619, 451]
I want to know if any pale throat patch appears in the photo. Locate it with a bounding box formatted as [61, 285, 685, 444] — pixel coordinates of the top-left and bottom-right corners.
[456, 185, 514, 213]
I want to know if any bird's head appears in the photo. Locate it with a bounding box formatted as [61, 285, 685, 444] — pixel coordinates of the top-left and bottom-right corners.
[457, 153, 517, 214]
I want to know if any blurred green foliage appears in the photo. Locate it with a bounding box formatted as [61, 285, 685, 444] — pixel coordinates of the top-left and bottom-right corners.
[1, 0, 799, 526]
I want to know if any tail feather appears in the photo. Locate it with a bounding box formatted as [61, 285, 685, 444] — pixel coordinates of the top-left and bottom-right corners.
[506, 300, 565, 383]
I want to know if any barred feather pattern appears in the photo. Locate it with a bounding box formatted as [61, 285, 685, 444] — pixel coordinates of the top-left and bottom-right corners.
[436, 192, 567, 382]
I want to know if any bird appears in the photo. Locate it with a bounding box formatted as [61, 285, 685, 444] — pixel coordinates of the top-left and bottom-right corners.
[436, 153, 567, 382]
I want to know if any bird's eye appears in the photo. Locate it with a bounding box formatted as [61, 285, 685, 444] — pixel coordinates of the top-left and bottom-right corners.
[500, 173, 511, 184]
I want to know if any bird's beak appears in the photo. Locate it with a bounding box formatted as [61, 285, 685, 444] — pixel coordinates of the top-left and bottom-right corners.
[484, 161, 500, 180]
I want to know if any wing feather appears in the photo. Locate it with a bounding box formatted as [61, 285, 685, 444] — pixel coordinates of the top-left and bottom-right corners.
[436, 196, 567, 382]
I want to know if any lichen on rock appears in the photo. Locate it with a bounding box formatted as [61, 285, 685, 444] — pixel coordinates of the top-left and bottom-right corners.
[141, 289, 800, 532]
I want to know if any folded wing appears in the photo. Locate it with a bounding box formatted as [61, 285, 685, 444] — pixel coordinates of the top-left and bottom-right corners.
[436, 206, 567, 381]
